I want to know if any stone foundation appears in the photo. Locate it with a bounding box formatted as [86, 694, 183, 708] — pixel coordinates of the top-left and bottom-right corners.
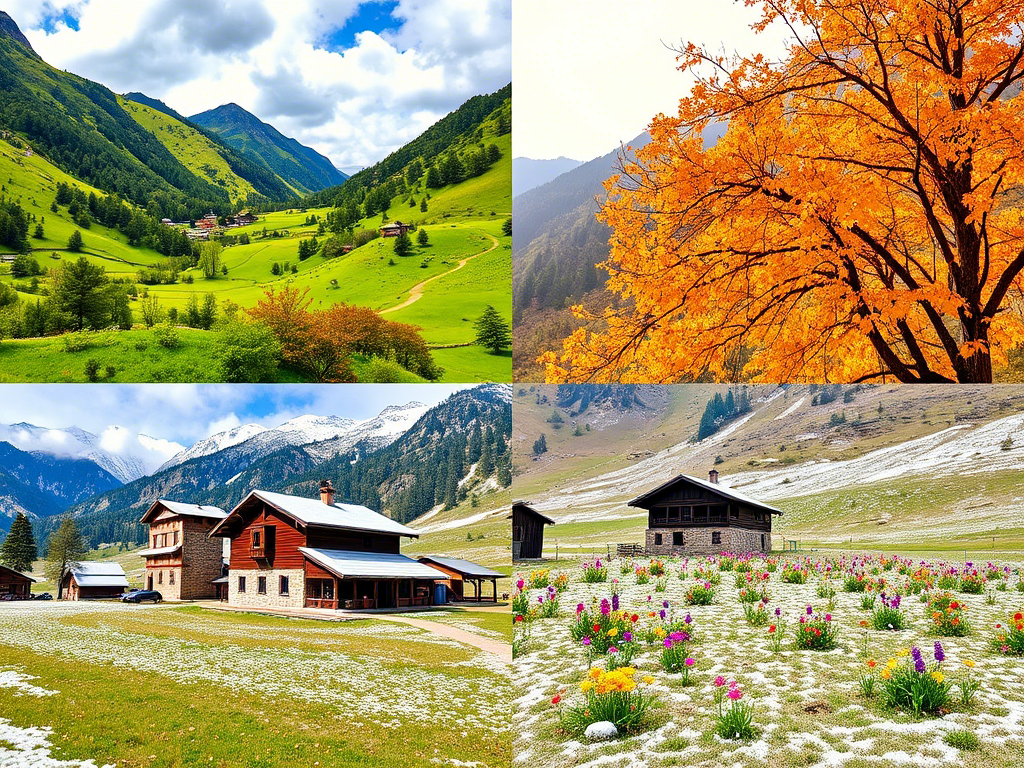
[645, 527, 771, 556]
[227, 568, 305, 610]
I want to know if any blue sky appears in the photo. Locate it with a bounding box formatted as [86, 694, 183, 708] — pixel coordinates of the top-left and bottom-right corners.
[0, 384, 473, 471]
[320, 1, 400, 52]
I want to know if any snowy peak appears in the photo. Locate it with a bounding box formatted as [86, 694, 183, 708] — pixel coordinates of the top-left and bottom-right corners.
[0, 422, 148, 483]
[157, 423, 267, 470]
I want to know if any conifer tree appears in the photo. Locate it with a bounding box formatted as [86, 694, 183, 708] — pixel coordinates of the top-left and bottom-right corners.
[45, 516, 85, 600]
[474, 305, 511, 354]
[0, 512, 37, 573]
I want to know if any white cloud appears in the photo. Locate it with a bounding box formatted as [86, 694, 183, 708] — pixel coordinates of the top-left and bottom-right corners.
[513, 0, 794, 160]
[7, 0, 511, 169]
[206, 413, 243, 437]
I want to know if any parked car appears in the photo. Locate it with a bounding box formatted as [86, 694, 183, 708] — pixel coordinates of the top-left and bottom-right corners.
[122, 590, 162, 604]
[33, 593, 52, 600]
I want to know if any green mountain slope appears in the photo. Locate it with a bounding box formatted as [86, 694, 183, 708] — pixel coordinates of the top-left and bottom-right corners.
[0, 12, 236, 220]
[120, 94, 294, 205]
[189, 103, 347, 195]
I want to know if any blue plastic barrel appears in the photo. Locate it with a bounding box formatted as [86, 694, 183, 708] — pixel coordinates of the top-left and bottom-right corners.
[434, 583, 447, 605]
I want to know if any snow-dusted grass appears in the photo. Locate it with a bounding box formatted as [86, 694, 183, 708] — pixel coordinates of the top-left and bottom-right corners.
[513, 554, 1024, 768]
[0, 602, 511, 768]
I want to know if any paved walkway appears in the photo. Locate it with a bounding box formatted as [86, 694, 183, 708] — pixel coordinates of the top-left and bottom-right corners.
[375, 614, 512, 663]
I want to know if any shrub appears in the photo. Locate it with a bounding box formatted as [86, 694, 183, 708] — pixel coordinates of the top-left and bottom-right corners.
[781, 565, 809, 584]
[796, 607, 839, 650]
[743, 602, 771, 627]
[992, 611, 1024, 655]
[581, 561, 608, 583]
[154, 324, 181, 349]
[943, 730, 980, 751]
[83, 358, 100, 382]
[860, 593, 878, 610]
[528, 570, 549, 589]
[635, 567, 650, 585]
[685, 582, 716, 606]
[659, 633, 691, 672]
[560, 667, 655, 735]
[61, 332, 90, 353]
[361, 358, 408, 383]
[872, 594, 908, 631]
[959, 573, 986, 594]
[879, 645, 951, 716]
[844, 573, 869, 592]
[738, 586, 770, 604]
[927, 593, 971, 637]
[216, 321, 282, 383]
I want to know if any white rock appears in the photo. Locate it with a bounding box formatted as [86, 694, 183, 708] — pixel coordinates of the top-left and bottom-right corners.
[585, 721, 618, 741]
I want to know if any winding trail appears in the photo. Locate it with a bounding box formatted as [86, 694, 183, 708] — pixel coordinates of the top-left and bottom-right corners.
[380, 228, 499, 314]
[375, 614, 512, 662]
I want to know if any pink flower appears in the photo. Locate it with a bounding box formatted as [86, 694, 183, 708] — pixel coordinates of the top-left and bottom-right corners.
[685, 657, 696, 667]
[728, 688, 743, 700]
[714, 675, 726, 687]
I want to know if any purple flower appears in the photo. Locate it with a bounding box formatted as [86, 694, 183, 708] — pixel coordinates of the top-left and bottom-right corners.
[914, 656, 926, 674]
[612, 593, 620, 612]
[664, 638, 673, 648]
[659, 609, 667, 620]
[684, 613, 693, 624]
[670, 631, 686, 643]
[663, 600, 670, 609]
[824, 614, 832, 622]
[934, 641, 945, 662]
[576, 603, 584, 614]
[516, 579, 524, 591]
[582, 637, 592, 646]
[608, 646, 618, 654]
[600, 599, 611, 616]
[775, 607, 782, 617]
[807, 605, 813, 615]
[685, 657, 696, 667]
[623, 631, 633, 643]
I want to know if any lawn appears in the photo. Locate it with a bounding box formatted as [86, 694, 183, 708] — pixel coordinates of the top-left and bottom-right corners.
[513, 553, 1024, 767]
[0, 602, 512, 768]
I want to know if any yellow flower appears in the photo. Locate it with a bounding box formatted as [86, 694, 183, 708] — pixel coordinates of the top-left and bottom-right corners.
[642, 675, 655, 684]
[581, 680, 595, 693]
[931, 671, 945, 684]
[607, 628, 619, 638]
[880, 669, 892, 680]
[589, 668, 603, 680]
[896, 648, 910, 658]
[963, 659, 976, 668]
[886, 659, 898, 670]
[654, 628, 666, 638]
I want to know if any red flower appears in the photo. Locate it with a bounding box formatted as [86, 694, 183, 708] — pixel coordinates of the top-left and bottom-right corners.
[768, 625, 776, 633]
[551, 694, 561, 705]
[514, 614, 524, 622]
[593, 624, 601, 633]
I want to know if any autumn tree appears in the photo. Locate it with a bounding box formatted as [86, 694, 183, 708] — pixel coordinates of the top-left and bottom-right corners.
[546, 0, 1024, 384]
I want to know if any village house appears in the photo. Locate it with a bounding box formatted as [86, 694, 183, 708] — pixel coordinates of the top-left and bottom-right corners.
[61, 562, 129, 600]
[0, 564, 33, 598]
[416, 556, 503, 602]
[209, 481, 446, 611]
[629, 470, 782, 556]
[196, 213, 220, 230]
[380, 221, 412, 238]
[511, 501, 554, 561]
[138, 499, 228, 600]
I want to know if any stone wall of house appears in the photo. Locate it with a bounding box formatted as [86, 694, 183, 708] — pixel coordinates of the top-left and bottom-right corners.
[645, 526, 771, 556]
[227, 568, 305, 610]
[180, 519, 224, 600]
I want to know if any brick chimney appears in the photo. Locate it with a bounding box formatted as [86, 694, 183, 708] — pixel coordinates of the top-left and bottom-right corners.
[708, 469, 719, 484]
[319, 479, 335, 506]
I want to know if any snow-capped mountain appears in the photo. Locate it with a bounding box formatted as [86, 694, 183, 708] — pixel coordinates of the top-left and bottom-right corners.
[0, 423, 150, 483]
[158, 404, 430, 471]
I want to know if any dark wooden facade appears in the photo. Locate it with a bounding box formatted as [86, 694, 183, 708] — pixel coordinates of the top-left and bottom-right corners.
[511, 502, 554, 560]
[0, 564, 32, 598]
[629, 473, 782, 555]
[417, 557, 501, 602]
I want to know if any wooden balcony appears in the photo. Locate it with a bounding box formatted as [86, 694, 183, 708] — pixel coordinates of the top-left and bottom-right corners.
[305, 598, 338, 610]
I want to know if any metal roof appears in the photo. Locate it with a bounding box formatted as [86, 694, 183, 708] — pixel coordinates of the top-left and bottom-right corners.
[69, 562, 130, 588]
[417, 555, 504, 578]
[140, 499, 228, 523]
[628, 474, 783, 515]
[299, 548, 447, 580]
[137, 545, 181, 558]
[212, 490, 420, 538]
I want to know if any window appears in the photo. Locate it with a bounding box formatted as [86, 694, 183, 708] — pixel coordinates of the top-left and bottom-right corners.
[652, 508, 668, 524]
[667, 506, 681, 523]
[730, 505, 739, 519]
[761, 534, 766, 550]
[169, 570, 175, 585]
[238, 576, 246, 593]
[158, 570, 163, 584]
[672, 531, 684, 546]
[681, 506, 692, 522]
[252, 529, 262, 548]
[654, 533, 663, 546]
[258, 576, 267, 595]
[173, 530, 180, 545]
[712, 531, 722, 545]
[279, 576, 289, 595]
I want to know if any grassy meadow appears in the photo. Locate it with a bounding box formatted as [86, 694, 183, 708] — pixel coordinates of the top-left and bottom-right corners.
[0, 129, 511, 382]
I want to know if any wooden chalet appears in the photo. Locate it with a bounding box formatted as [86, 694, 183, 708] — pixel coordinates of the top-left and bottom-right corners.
[380, 221, 411, 238]
[196, 213, 219, 230]
[0, 564, 33, 598]
[510, 501, 554, 561]
[629, 470, 782, 555]
[62, 562, 129, 600]
[139, 499, 228, 600]
[417, 556, 503, 602]
[209, 480, 446, 611]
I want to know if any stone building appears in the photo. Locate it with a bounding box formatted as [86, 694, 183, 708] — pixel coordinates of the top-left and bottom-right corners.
[629, 470, 782, 556]
[138, 499, 228, 600]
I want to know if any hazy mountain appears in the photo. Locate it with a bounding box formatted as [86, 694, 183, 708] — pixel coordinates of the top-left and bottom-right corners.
[189, 103, 348, 194]
[513, 156, 583, 197]
[0, 423, 150, 483]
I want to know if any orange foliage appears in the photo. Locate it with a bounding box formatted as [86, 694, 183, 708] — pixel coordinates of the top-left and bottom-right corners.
[544, 0, 1024, 383]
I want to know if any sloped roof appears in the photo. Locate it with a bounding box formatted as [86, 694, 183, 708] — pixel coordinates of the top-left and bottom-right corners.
[417, 555, 504, 578]
[300, 548, 446, 580]
[0, 564, 35, 582]
[510, 501, 555, 525]
[140, 499, 227, 524]
[137, 545, 181, 558]
[628, 474, 783, 515]
[211, 489, 419, 538]
[69, 562, 129, 588]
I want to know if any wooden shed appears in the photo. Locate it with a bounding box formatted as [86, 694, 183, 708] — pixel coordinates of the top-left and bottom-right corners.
[510, 501, 554, 561]
[417, 556, 503, 602]
[62, 562, 129, 600]
[629, 470, 783, 555]
[0, 564, 33, 598]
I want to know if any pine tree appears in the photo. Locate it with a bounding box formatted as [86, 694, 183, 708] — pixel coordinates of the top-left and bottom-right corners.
[67, 229, 84, 251]
[478, 437, 495, 477]
[474, 305, 511, 354]
[532, 433, 548, 456]
[417, 228, 429, 246]
[45, 516, 85, 600]
[0, 512, 37, 573]
[393, 231, 413, 258]
[496, 457, 512, 487]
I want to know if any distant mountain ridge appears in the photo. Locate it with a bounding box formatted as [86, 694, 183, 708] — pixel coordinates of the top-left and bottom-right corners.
[189, 102, 348, 195]
[0, 423, 150, 483]
[513, 156, 583, 197]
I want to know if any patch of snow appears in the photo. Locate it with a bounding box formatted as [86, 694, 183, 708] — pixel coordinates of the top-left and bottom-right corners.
[775, 397, 806, 421]
[0, 669, 57, 697]
[0, 719, 114, 768]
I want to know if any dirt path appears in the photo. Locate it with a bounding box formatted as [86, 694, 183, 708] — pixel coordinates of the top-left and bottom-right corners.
[380, 229, 499, 314]
[375, 614, 512, 663]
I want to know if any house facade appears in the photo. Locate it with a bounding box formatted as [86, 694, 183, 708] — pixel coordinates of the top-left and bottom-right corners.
[380, 221, 411, 238]
[138, 499, 228, 600]
[209, 480, 445, 611]
[629, 470, 782, 556]
[0, 564, 33, 598]
[511, 501, 554, 560]
[62, 562, 129, 600]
